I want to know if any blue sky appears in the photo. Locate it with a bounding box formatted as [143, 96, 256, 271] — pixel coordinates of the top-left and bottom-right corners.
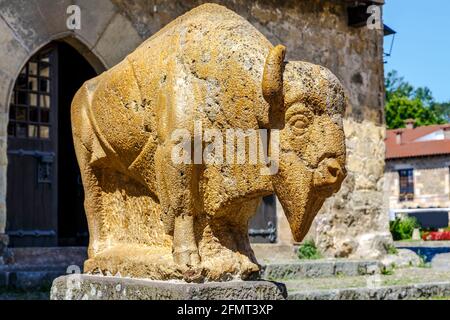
[383, 0, 450, 102]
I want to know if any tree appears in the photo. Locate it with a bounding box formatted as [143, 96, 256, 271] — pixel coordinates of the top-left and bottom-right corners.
[430, 102, 450, 123]
[385, 71, 447, 129]
[385, 70, 414, 102]
[385, 96, 444, 129]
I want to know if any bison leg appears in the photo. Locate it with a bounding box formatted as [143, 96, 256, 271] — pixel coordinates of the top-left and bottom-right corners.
[156, 144, 201, 268]
[173, 214, 201, 266]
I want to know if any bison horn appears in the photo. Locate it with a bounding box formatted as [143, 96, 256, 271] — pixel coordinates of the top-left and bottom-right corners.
[262, 44, 286, 128]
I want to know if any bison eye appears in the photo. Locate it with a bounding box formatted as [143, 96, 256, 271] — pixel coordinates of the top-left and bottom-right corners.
[289, 114, 310, 132]
[294, 118, 308, 129]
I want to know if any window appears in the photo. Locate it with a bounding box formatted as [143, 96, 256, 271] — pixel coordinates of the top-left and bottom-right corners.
[399, 169, 414, 201]
[8, 50, 52, 139]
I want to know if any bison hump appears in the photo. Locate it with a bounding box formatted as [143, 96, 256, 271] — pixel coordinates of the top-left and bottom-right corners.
[90, 59, 152, 168]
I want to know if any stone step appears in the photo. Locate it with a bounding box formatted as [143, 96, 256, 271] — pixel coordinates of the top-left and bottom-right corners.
[288, 282, 450, 300]
[0, 247, 86, 290]
[283, 267, 450, 300]
[395, 240, 450, 248]
[0, 269, 65, 290]
[252, 244, 299, 262]
[261, 259, 381, 280]
[8, 247, 87, 266]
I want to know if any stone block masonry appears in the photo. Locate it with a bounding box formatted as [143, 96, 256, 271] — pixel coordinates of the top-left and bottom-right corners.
[386, 155, 450, 210]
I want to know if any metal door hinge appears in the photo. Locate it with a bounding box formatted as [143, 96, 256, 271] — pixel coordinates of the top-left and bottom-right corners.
[7, 229, 56, 238]
[249, 221, 277, 243]
[8, 149, 54, 184]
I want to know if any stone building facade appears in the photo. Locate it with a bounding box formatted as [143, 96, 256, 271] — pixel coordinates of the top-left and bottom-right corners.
[385, 124, 450, 227]
[386, 155, 450, 210]
[0, 0, 389, 261]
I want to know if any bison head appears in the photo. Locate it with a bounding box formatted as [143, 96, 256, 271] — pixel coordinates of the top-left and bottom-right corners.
[262, 45, 347, 242]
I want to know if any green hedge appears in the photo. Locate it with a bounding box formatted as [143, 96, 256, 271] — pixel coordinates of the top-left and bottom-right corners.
[390, 216, 419, 241]
[297, 240, 322, 260]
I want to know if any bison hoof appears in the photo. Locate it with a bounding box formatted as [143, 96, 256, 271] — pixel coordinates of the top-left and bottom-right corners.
[173, 248, 201, 267]
[182, 267, 206, 283]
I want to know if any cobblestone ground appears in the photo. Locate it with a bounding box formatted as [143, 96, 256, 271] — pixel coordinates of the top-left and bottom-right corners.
[280, 267, 450, 292]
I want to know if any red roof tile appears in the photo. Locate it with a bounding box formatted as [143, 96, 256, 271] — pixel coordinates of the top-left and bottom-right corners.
[386, 124, 450, 159]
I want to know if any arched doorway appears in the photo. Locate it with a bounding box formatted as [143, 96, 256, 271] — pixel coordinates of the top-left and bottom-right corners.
[6, 40, 98, 247]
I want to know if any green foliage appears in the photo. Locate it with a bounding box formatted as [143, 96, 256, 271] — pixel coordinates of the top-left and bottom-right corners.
[385, 70, 448, 129]
[417, 250, 431, 268]
[385, 70, 415, 102]
[389, 216, 420, 241]
[430, 102, 450, 123]
[297, 240, 322, 260]
[385, 96, 444, 129]
[384, 243, 398, 255]
[381, 266, 395, 275]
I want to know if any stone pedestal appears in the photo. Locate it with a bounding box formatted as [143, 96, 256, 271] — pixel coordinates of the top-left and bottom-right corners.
[50, 275, 287, 300]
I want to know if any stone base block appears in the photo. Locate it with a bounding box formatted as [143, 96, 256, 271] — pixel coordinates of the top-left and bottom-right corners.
[50, 274, 287, 300]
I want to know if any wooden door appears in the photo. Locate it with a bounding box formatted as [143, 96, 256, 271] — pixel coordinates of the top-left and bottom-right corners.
[249, 195, 277, 243]
[56, 42, 94, 246]
[6, 46, 58, 247]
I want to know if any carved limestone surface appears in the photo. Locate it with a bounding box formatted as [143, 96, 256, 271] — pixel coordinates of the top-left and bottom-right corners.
[71, 3, 347, 282]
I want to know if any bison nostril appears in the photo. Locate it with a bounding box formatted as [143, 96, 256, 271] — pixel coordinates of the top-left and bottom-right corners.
[327, 165, 339, 178]
[313, 158, 344, 189]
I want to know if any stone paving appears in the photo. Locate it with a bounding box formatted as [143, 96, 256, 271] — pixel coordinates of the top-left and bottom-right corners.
[431, 253, 450, 271]
[278, 267, 450, 300]
[288, 282, 450, 300]
[280, 267, 450, 291]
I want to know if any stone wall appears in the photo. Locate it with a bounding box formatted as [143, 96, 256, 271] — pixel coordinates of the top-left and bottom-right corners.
[386, 155, 450, 210]
[0, 0, 388, 259]
[114, 0, 385, 125]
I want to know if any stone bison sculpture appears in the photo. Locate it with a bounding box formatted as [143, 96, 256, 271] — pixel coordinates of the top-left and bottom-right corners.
[71, 3, 347, 282]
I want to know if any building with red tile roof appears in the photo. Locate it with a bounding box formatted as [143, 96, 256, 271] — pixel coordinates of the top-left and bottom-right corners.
[386, 123, 450, 159]
[385, 122, 450, 228]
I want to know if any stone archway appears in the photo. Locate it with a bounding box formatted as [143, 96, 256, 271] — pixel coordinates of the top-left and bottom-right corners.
[0, 0, 143, 249]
